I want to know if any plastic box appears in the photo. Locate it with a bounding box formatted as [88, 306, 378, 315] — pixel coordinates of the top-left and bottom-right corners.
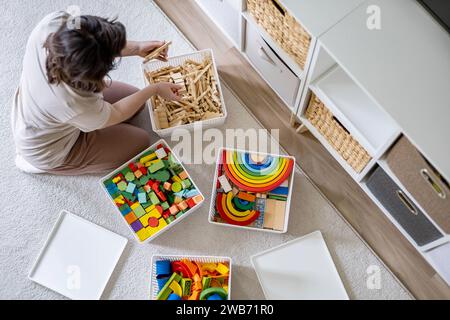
[100, 139, 205, 244]
[150, 254, 232, 300]
[142, 49, 227, 137]
[208, 147, 295, 233]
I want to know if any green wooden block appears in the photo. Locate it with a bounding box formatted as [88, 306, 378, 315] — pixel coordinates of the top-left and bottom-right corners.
[181, 179, 192, 189]
[111, 191, 121, 200]
[161, 201, 170, 211]
[117, 181, 128, 191]
[152, 170, 171, 182]
[165, 216, 175, 224]
[149, 192, 160, 205]
[123, 191, 136, 202]
[167, 193, 175, 205]
[103, 178, 114, 187]
[157, 273, 182, 300]
[119, 203, 131, 213]
[181, 278, 192, 297]
[149, 160, 165, 173]
[202, 277, 212, 290]
[125, 172, 135, 182]
[134, 205, 146, 218]
[175, 212, 184, 219]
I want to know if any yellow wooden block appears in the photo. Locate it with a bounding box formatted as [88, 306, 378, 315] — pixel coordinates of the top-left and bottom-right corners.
[112, 176, 121, 184]
[147, 218, 168, 236]
[216, 263, 229, 275]
[131, 202, 141, 210]
[172, 175, 182, 183]
[139, 209, 162, 227]
[169, 281, 183, 297]
[136, 228, 151, 242]
[145, 204, 156, 213]
[140, 153, 157, 164]
[201, 263, 217, 273]
[114, 195, 125, 205]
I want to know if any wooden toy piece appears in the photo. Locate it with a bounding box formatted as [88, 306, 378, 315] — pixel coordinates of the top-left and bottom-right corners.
[145, 204, 156, 213]
[181, 179, 192, 189]
[181, 278, 192, 297]
[250, 153, 267, 164]
[112, 176, 122, 184]
[207, 293, 224, 300]
[202, 276, 212, 289]
[143, 41, 172, 63]
[186, 198, 196, 208]
[130, 220, 143, 233]
[117, 181, 127, 191]
[156, 260, 172, 276]
[161, 201, 170, 211]
[126, 182, 136, 194]
[134, 169, 143, 179]
[216, 263, 229, 276]
[169, 205, 179, 216]
[237, 191, 256, 203]
[263, 199, 276, 229]
[138, 192, 147, 204]
[163, 182, 172, 191]
[149, 159, 165, 173]
[178, 170, 189, 180]
[140, 153, 157, 164]
[124, 212, 137, 224]
[269, 186, 289, 196]
[272, 199, 286, 231]
[136, 227, 150, 241]
[199, 287, 228, 300]
[125, 172, 135, 182]
[149, 192, 160, 205]
[171, 182, 182, 193]
[156, 272, 182, 300]
[193, 195, 204, 204]
[155, 147, 167, 159]
[169, 281, 183, 297]
[218, 175, 232, 193]
[114, 195, 125, 206]
[177, 201, 188, 211]
[132, 203, 146, 218]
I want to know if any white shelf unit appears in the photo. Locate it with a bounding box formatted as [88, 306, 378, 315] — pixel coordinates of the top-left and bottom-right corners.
[309, 65, 400, 157]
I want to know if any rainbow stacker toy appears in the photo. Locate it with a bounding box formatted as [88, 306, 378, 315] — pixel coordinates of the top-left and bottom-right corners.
[209, 148, 295, 232]
[101, 140, 204, 243]
[151, 255, 231, 300]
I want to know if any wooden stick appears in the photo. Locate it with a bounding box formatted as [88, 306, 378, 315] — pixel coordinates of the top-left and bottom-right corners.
[143, 41, 172, 63]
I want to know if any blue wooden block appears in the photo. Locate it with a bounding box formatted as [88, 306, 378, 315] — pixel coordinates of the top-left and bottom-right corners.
[269, 186, 289, 196]
[126, 182, 136, 193]
[138, 192, 147, 204]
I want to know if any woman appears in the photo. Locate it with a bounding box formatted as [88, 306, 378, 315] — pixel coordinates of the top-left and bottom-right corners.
[11, 11, 181, 175]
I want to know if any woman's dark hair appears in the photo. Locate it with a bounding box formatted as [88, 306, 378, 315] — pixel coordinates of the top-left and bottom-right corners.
[44, 13, 127, 92]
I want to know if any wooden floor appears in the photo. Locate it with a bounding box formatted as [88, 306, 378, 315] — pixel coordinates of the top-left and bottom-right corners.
[155, 0, 450, 299]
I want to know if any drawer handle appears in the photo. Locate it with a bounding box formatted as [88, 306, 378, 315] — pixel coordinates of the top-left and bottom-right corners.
[258, 47, 275, 65]
[396, 190, 418, 216]
[420, 169, 446, 199]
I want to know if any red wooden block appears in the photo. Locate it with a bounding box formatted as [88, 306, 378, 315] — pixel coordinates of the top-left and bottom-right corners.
[186, 198, 196, 208]
[151, 182, 160, 192]
[155, 205, 163, 215]
[163, 211, 170, 219]
[140, 166, 148, 175]
[129, 163, 136, 171]
[157, 191, 167, 202]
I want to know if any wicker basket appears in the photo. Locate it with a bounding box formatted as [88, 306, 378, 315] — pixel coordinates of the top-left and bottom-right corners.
[305, 93, 372, 173]
[247, 0, 311, 70]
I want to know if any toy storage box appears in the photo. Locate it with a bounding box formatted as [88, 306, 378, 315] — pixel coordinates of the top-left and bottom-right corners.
[208, 148, 296, 233]
[142, 49, 228, 137]
[150, 255, 232, 300]
[100, 139, 205, 244]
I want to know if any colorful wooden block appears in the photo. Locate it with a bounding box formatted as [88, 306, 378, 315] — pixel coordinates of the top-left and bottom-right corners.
[134, 169, 143, 179]
[114, 195, 125, 205]
[171, 182, 182, 193]
[181, 179, 192, 189]
[193, 195, 204, 204]
[117, 181, 128, 191]
[126, 182, 136, 193]
[163, 182, 172, 191]
[138, 192, 147, 204]
[149, 160, 165, 173]
[124, 212, 138, 224]
[140, 153, 157, 164]
[125, 172, 135, 182]
[177, 201, 188, 211]
[130, 219, 143, 232]
[178, 170, 189, 180]
[149, 192, 160, 205]
[237, 191, 256, 203]
[169, 205, 179, 215]
[156, 148, 168, 159]
[216, 263, 229, 275]
[218, 175, 232, 193]
[161, 201, 170, 211]
[136, 227, 150, 241]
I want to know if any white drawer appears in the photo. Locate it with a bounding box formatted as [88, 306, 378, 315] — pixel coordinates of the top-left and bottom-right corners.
[244, 22, 300, 107]
[196, 0, 241, 46]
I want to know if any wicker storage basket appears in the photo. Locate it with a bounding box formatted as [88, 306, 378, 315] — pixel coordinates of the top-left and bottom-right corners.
[305, 93, 372, 173]
[247, 0, 311, 70]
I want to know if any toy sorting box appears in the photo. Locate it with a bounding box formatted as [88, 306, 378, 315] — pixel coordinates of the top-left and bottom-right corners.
[143, 49, 227, 137]
[150, 255, 232, 300]
[101, 139, 205, 243]
[209, 148, 295, 233]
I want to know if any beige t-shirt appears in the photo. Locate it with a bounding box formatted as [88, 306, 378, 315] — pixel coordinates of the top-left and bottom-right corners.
[11, 11, 112, 170]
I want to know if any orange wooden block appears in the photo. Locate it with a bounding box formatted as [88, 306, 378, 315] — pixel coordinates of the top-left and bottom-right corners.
[237, 191, 256, 202]
[124, 212, 138, 224]
[178, 170, 189, 180]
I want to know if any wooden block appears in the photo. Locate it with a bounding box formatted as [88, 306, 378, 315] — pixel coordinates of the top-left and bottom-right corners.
[237, 191, 256, 202]
[155, 148, 167, 159]
[178, 170, 189, 180]
[193, 194, 204, 204]
[218, 175, 232, 193]
[126, 182, 136, 194]
[138, 192, 147, 204]
[272, 200, 287, 231]
[149, 160, 165, 173]
[143, 41, 172, 63]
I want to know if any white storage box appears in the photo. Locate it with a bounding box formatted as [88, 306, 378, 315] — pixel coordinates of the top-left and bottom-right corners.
[100, 139, 205, 244]
[208, 148, 295, 233]
[143, 49, 227, 137]
[251, 231, 349, 300]
[150, 254, 232, 300]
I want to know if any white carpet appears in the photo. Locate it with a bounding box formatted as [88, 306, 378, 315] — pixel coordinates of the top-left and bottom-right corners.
[0, 0, 411, 300]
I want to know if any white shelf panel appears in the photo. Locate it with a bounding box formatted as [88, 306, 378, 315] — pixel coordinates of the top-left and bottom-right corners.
[310, 65, 400, 155]
[242, 11, 304, 78]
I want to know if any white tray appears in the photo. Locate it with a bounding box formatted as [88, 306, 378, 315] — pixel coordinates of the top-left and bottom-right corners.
[142, 49, 228, 137]
[100, 139, 205, 244]
[150, 254, 232, 300]
[208, 147, 295, 233]
[28, 210, 127, 300]
[251, 231, 349, 300]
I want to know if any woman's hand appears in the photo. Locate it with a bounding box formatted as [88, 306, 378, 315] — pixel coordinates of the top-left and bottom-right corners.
[155, 82, 183, 101]
[137, 41, 169, 61]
